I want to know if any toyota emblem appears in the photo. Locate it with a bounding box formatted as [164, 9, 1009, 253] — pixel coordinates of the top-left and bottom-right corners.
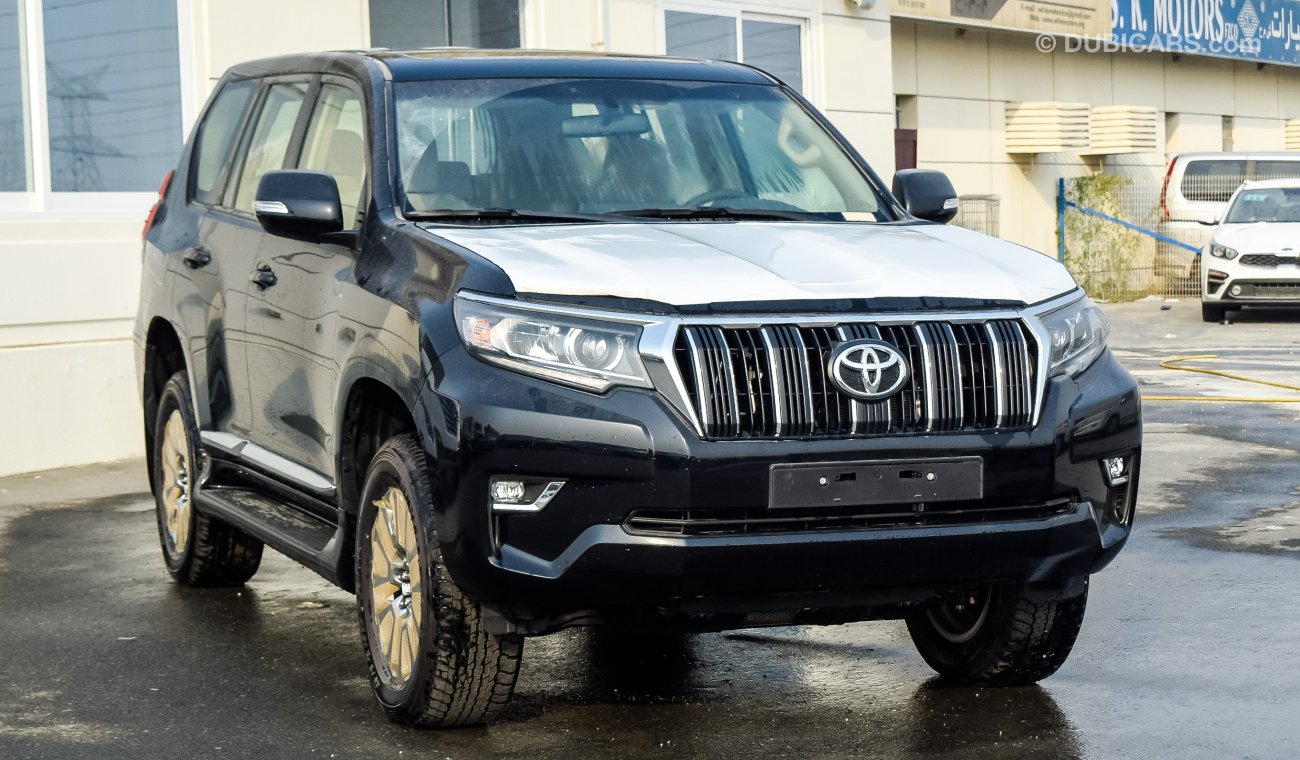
[827, 340, 909, 401]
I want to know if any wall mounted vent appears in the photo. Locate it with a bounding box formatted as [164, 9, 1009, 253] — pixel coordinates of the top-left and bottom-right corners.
[1004, 102, 1091, 154]
[1285, 120, 1300, 151]
[1082, 106, 1159, 154]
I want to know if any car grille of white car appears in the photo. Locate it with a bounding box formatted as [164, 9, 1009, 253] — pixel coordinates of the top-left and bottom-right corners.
[1239, 254, 1300, 267]
[1232, 282, 1300, 299]
[673, 320, 1038, 439]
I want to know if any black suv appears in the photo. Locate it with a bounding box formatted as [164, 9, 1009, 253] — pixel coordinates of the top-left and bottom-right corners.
[135, 50, 1140, 727]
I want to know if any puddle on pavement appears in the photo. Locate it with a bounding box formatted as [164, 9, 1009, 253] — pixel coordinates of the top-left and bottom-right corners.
[1137, 422, 1298, 517]
[1164, 498, 1300, 557]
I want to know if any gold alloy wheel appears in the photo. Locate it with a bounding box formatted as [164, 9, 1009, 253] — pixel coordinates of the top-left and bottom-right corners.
[159, 409, 192, 557]
[369, 486, 424, 690]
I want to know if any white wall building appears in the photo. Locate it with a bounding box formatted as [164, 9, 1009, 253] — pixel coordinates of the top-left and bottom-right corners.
[2, 0, 1297, 476]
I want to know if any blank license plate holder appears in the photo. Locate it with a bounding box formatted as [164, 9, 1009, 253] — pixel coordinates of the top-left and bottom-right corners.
[769, 457, 983, 509]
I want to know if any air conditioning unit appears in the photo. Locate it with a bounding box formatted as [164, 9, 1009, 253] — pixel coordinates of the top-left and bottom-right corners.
[1004, 102, 1091, 154]
[1285, 119, 1300, 151]
[1082, 106, 1159, 155]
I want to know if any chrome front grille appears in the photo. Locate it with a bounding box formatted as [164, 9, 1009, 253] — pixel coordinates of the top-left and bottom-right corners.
[673, 320, 1038, 439]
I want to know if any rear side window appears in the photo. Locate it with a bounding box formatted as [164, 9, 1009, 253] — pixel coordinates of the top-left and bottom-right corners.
[299, 83, 367, 229]
[1253, 160, 1300, 181]
[190, 80, 257, 205]
[1180, 159, 1246, 202]
[231, 82, 309, 213]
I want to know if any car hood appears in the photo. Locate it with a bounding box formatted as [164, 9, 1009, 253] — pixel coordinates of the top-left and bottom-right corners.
[426, 222, 1078, 307]
[1213, 222, 1300, 253]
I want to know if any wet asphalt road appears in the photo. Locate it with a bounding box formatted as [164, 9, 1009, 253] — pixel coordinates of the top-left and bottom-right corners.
[3, 303, 1300, 759]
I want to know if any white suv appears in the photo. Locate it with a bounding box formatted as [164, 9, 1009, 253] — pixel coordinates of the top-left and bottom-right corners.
[1201, 178, 1300, 321]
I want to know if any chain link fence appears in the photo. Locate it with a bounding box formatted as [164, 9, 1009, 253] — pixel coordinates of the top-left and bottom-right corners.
[1060, 176, 1200, 299]
[1061, 162, 1300, 300]
[953, 195, 1000, 237]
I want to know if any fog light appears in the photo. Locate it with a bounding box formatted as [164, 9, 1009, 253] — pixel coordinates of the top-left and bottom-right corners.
[1102, 456, 1128, 486]
[1230, 284, 1243, 296]
[490, 480, 526, 504]
[489, 478, 566, 513]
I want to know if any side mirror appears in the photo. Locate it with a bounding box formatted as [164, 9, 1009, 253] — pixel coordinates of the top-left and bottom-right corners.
[892, 169, 959, 224]
[254, 170, 343, 240]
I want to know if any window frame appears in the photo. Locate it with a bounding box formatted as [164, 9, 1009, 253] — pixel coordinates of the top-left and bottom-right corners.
[0, 0, 197, 219]
[294, 74, 372, 230]
[215, 75, 319, 220]
[657, 2, 814, 101]
[186, 77, 261, 208]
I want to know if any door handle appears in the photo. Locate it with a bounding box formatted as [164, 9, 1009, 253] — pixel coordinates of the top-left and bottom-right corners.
[250, 264, 278, 289]
[182, 247, 212, 269]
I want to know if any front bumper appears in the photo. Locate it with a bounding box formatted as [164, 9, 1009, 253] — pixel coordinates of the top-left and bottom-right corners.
[419, 347, 1141, 629]
[1202, 258, 1300, 306]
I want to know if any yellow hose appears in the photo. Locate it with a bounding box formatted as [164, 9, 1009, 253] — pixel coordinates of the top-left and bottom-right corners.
[1141, 354, 1300, 402]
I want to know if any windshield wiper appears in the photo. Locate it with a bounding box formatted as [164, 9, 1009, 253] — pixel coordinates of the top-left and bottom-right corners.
[610, 206, 830, 222]
[407, 208, 620, 224]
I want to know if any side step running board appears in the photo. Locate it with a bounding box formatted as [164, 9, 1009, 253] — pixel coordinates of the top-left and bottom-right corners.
[195, 486, 350, 588]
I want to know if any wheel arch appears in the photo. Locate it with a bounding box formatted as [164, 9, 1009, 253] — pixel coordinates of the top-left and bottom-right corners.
[142, 317, 191, 494]
[336, 375, 422, 519]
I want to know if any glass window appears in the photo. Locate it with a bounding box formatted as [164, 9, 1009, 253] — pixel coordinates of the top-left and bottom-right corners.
[0, 1, 29, 191]
[1224, 187, 1300, 223]
[369, 0, 447, 50]
[1252, 160, 1300, 181]
[394, 78, 881, 218]
[665, 11, 736, 61]
[665, 11, 804, 92]
[299, 83, 367, 228]
[369, 0, 519, 48]
[449, 0, 518, 47]
[742, 19, 802, 91]
[231, 82, 308, 213]
[1180, 159, 1246, 203]
[42, 0, 183, 192]
[191, 80, 256, 206]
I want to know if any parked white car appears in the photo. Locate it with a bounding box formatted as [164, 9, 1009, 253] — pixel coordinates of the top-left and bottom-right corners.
[1201, 178, 1300, 321]
[1159, 152, 1300, 278]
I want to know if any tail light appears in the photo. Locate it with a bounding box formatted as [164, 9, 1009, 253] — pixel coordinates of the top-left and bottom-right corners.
[142, 170, 174, 242]
[1158, 156, 1176, 221]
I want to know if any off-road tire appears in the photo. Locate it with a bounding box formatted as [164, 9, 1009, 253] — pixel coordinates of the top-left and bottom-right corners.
[356, 433, 522, 727]
[1201, 303, 1225, 322]
[152, 372, 263, 586]
[905, 581, 1088, 686]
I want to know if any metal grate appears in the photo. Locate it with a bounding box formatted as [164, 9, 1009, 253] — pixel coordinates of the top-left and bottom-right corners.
[953, 195, 1001, 237]
[673, 320, 1038, 440]
[1233, 281, 1300, 299]
[624, 498, 1073, 537]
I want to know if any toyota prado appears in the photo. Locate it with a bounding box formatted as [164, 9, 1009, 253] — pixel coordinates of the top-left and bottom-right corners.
[135, 50, 1140, 727]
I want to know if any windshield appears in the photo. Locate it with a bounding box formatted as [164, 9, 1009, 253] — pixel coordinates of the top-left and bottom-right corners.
[1224, 187, 1300, 223]
[392, 77, 887, 221]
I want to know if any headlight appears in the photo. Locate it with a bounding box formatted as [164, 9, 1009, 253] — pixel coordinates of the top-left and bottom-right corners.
[1208, 242, 1239, 260]
[1038, 298, 1110, 378]
[454, 295, 651, 392]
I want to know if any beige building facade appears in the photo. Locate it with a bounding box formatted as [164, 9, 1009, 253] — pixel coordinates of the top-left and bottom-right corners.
[1, 0, 1296, 475]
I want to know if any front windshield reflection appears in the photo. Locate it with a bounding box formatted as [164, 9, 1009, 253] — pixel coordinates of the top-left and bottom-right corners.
[393, 77, 886, 221]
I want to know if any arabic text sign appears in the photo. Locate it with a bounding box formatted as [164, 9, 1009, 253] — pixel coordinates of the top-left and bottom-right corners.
[892, 0, 1110, 37]
[1111, 0, 1300, 65]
